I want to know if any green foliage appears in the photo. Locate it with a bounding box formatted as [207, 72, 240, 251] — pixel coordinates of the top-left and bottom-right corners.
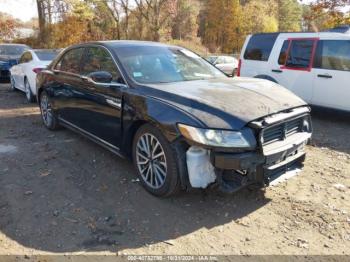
[277, 0, 302, 32]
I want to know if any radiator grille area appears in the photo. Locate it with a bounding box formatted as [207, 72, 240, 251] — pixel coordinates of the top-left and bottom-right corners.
[262, 117, 303, 145]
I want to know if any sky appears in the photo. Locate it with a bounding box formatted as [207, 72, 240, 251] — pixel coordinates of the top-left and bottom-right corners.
[0, 0, 38, 22]
[0, 0, 349, 22]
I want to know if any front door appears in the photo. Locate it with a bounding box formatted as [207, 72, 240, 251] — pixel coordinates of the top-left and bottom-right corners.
[312, 39, 350, 111]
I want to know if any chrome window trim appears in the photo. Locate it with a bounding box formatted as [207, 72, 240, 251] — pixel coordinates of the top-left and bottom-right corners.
[52, 44, 129, 88]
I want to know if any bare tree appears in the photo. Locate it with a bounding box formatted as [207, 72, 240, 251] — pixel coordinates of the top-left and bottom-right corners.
[119, 0, 130, 38]
[134, 0, 173, 41]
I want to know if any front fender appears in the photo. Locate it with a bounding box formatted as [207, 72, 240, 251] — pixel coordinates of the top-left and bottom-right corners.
[122, 93, 204, 147]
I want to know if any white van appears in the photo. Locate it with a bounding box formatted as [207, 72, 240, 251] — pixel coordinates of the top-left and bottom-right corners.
[238, 28, 350, 112]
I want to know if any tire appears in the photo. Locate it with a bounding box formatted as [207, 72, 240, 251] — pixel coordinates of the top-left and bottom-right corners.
[24, 78, 35, 103]
[39, 91, 60, 130]
[10, 75, 16, 91]
[132, 124, 181, 197]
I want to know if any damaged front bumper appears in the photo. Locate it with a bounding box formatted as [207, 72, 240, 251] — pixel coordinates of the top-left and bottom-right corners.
[210, 132, 311, 194]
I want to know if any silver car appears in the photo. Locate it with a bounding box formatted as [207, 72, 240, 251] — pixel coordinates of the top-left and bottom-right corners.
[207, 55, 238, 76]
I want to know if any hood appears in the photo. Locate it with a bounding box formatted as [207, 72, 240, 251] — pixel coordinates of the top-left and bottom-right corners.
[143, 77, 307, 130]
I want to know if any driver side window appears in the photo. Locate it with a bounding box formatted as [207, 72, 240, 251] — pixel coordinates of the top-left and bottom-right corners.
[55, 48, 84, 74]
[82, 47, 123, 83]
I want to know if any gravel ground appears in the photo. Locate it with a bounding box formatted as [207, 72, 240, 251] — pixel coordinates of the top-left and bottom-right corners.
[0, 82, 349, 256]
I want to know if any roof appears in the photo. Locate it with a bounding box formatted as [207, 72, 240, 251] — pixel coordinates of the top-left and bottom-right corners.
[31, 49, 61, 52]
[66, 40, 180, 50]
[0, 43, 29, 47]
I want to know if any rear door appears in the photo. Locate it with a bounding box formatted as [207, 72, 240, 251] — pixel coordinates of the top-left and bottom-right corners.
[312, 39, 350, 111]
[50, 47, 85, 123]
[75, 46, 126, 148]
[271, 38, 318, 103]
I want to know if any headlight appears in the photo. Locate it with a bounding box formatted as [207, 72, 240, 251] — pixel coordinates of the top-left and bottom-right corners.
[178, 124, 256, 148]
[302, 117, 311, 132]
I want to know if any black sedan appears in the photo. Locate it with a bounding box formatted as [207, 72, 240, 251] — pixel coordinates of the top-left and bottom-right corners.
[36, 41, 312, 197]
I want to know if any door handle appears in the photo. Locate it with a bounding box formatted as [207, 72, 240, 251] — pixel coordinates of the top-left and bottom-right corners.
[106, 98, 121, 109]
[317, 74, 332, 79]
[272, 69, 283, 73]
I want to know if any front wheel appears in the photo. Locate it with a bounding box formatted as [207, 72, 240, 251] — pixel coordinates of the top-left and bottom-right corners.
[39, 91, 60, 130]
[132, 124, 181, 197]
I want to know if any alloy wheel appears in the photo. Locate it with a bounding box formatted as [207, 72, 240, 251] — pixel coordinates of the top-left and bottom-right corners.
[40, 93, 53, 127]
[136, 133, 167, 189]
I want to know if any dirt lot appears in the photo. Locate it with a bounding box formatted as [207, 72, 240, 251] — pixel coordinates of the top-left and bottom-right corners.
[0, 82, 349, 256]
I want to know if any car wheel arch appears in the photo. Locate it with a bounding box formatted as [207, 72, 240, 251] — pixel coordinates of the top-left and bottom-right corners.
[254, 75, 278, 83]
[123, 95, 203, 150]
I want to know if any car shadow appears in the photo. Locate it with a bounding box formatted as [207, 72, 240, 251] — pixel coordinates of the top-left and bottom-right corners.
[310, 106, 350, 155]
[0, 111, 270, 253]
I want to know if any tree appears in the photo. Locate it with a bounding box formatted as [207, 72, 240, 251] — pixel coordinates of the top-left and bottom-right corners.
[277, 0, 302, 31]
[171, 0, 199, 40]
[134, 0, 174, 41]
[304, 0, 350, 31]
[241, 0, 278, 34]
[0, 13, 19, 41]
[200, 0, 243, 53]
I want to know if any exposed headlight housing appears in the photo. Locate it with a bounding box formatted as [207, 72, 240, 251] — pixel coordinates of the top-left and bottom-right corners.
[178, 124, 256, 149]
[302, 117, 312, 132]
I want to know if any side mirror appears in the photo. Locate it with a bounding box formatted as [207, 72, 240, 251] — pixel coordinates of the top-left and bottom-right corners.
[88, 71, 113, 83]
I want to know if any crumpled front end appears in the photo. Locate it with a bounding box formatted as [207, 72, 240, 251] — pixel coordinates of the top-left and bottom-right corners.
[185, 107, 312, 193]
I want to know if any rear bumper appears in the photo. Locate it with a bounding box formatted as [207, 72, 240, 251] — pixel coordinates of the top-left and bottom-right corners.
[210, 135, 309, 193]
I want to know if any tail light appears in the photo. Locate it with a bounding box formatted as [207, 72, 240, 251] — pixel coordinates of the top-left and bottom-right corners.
[237, 59, 242, 77]
[32, 68, 44, 74]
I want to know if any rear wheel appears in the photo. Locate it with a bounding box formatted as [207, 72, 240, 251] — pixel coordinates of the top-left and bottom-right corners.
[39, 91, 60, 130]
[132, 124, 180, 197]
[10, 75, 16, 91]
[24, 78, 35, 103]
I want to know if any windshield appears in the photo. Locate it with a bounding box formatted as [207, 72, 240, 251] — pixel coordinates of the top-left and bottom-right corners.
[35, 50, 58, 61]
[114, 46, 225, 84]
[0, 45, 27, 56]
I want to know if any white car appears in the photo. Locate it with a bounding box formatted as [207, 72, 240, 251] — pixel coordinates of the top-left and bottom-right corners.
[10, 49, 59, 102]
[238, 26, 350, 112]
[207, 55, 238, 76]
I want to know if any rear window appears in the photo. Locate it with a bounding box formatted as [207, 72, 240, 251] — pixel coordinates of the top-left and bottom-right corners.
[243, 33, 279, 61]
[314, 40, 350, 71]
[35, 51, 58, 61]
